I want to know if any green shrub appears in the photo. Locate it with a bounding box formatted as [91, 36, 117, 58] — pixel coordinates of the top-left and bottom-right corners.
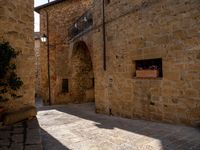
[0, 42, 23, 102]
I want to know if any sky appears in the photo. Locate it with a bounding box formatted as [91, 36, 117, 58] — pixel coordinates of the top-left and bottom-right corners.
[34, 0, 56, 32]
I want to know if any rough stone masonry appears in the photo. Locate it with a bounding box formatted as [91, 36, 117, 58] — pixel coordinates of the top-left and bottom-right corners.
[37, 0, 200, 126]
[0, 0, 35, 112]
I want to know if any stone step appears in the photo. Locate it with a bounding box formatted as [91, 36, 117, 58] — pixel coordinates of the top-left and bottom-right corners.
[0, 117, 43, 150]
[3, 106, 37, 125]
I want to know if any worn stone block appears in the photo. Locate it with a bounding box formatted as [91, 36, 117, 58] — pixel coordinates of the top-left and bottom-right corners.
[3, 106, 37, 125]
[9, 143, 23, 150]
[26, 128, 41, 145]
[24, 144, 43, 150]
[0, 139, 10, 146]
[12, 134, 24, 143]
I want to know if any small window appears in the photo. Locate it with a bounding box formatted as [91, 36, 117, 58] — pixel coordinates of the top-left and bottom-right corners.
[62, 79, 69, 93]
[92, 78, 95, 88]
[134, 58, 163, 78]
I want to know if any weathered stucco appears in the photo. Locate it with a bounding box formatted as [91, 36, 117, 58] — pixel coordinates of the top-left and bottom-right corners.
[0, 0, 35, 111]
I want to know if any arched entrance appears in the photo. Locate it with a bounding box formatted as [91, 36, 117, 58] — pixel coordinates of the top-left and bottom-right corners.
[70, 41, 94, 103]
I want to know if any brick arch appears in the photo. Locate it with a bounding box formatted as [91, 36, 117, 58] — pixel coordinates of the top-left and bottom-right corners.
[70, 41, 94, 103]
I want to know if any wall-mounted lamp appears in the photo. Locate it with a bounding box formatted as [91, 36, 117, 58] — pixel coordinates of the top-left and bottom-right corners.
[83, 16, 87, 22]
[74, 23, 78, 28]
[41, 34, 48, 43]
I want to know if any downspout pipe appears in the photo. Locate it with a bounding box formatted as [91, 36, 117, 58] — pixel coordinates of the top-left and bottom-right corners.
[102, 0, 106, 71]
[46, 11, 51, 106]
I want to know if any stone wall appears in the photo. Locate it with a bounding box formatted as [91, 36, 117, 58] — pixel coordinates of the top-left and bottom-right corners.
[92, 0, 200, 126]
[0, 0, 35, 111]
[39, 0, 93, 104]
[34, 33, 41, 97]
[38, 0, 200, 126]
[70, 41, 94, 103]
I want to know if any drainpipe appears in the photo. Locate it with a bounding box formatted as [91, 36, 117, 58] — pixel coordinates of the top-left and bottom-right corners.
[102, 0, 106, 71]
[102, 0, 111, 115]
[46, 11, 51, 105]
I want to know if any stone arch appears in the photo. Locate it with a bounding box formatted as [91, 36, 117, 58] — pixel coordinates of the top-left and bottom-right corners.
[70, 41, 94, 103]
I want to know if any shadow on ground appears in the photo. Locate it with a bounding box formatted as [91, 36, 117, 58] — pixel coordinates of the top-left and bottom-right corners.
[41, 128, 70, 150]
[38, 103, 200, 150]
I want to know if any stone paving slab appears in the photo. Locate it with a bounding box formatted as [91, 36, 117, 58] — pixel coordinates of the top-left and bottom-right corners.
[37, 103, 200, 150]
[0, 117, 42, 150]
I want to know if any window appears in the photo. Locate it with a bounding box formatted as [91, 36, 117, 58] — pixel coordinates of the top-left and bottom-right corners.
[134, 58, 163, 78]
[62, 79, 69, 93]
[92, 78, 95, 88]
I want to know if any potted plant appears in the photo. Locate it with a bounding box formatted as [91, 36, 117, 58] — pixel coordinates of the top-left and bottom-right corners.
[136, 65, 159, 78]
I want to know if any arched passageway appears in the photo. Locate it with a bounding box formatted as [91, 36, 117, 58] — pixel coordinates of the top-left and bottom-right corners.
[70, 41, 94, 103]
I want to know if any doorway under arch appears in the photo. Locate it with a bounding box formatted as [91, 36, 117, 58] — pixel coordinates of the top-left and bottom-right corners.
[70, 41, 94, 103]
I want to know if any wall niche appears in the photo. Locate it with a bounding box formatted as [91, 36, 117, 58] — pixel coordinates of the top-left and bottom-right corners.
[134, 58, 163, 78]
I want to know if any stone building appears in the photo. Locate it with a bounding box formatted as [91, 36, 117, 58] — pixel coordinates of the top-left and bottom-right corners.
[35, 0, 94, 105]
[34, 32, 41, 97]
[35, 0, 200, 126]
[0, 0, 35, 111]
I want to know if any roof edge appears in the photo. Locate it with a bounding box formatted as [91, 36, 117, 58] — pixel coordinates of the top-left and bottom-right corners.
[34, 0, 66, 13]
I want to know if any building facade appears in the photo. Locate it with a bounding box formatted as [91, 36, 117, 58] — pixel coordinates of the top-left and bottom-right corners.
[0, 0, 35, 111]
[35, 0, 94, 105]
[36, 0, 200, 126]
[34, 32, 41, 97]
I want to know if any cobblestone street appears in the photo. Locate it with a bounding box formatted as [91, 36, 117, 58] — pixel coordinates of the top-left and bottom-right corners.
[0, 118, 42, 150]
[37, 103, 200, 150]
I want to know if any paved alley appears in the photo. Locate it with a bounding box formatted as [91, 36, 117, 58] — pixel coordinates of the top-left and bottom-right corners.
[37, 103, 200, 150]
